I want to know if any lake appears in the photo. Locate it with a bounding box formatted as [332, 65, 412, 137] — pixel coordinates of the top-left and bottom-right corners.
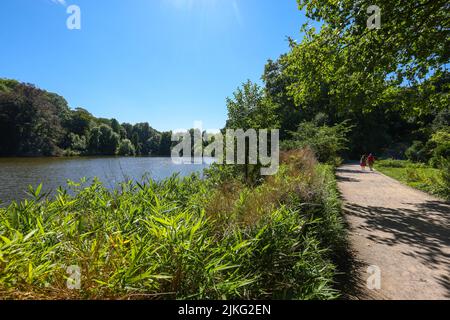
[0, 157, 214, 204]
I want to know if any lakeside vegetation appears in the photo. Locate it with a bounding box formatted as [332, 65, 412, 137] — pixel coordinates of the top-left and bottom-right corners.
[0, 150, 345, 299]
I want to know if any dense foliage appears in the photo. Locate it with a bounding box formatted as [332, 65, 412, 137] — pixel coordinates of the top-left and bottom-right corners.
[225, 0, 448, 161]
[282, 118, 352, 165]
[221, 0, 448, 199]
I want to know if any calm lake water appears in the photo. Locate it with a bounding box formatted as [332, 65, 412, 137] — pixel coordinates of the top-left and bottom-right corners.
[0, 157, 214, 204]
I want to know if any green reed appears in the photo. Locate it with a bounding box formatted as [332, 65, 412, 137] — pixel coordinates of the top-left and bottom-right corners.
[0, 152, 344, 300]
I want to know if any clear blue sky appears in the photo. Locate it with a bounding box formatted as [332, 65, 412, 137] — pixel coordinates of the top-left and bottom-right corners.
[0, 0, 308, 131]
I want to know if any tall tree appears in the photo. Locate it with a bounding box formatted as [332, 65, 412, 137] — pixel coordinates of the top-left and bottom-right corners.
[159, 132, 173, 156]
[0, 80, 68, 156]
[88, 124, 120, 155]
[226, 80, 278, 130]
[297, 0, 449, 84]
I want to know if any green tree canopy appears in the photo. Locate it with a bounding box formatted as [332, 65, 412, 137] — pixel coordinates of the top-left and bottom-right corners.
[118, 139, 136, 156]
[88, 124, 120, 155]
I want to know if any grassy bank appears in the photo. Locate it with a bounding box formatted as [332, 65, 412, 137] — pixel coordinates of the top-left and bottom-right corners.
[0, 150, 345, 300]
[376, 159, 449, 200]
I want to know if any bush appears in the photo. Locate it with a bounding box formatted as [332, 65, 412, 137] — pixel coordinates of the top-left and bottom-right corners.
[377, 159, 408, 168]
[429, 130, 450, 167]
[437, 157, 450, 197]
[405, 141, 428, 163]
[62, 149, 81, 157]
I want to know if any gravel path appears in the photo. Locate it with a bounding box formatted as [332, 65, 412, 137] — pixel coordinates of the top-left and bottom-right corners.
[336, 164, 450, 300]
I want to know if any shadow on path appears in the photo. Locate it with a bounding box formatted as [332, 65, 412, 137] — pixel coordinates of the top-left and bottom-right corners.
[344, 201, 450, 298]
[333, 218, 373, 300]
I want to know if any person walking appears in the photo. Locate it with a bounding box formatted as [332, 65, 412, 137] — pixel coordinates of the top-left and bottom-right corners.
[360, 154, 368, 171]
[367, 153, 375, 171]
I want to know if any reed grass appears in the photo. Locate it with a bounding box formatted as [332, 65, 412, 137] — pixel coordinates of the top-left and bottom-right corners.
[0, 150, 344, 300]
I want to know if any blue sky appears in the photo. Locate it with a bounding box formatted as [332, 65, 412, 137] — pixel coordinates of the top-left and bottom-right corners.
[0, 0, 308, 131]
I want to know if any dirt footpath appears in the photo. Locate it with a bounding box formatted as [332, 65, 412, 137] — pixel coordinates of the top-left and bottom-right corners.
[336, 164, 450, 300]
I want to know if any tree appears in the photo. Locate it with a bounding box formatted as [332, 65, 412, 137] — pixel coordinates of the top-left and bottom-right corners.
[225, 80, 280, 182]
[226, 80, 278, 130]
[88, 124, 119, 155]
[131, 132, 141, 155]
[68, 133, 87, 153]
[66, 108, 93, 136]
[0, 79, 167, 157]
[118, 139, 136, 156]
[159, 131, 173, 156]
[429, 130, 450, 167]
[145, 134, 161, 156]
[121, 123, 134, 139]
[98, 125, 120, 155]
[297, 0, 449, 84]
[267, 0, 449, 158]
[0, 80, 68, 156]
[262, 58, 303, 138]
[110, 118, 121, 133]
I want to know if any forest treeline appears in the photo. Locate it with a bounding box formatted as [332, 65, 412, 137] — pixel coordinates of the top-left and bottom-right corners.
[0, 79, 173, 157]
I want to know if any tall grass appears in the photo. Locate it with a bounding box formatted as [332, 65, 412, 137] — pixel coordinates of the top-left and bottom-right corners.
[0, 149, 345, 299]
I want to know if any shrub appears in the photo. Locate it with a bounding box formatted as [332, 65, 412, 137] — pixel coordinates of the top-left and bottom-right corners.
[377, 159, 408, 168]
[437, 157, 450, 197]
[429, 130, 450, 167]
[406, 168, 421, 182]
[62, 149, 81, 157]
[405, 141, 428, 163]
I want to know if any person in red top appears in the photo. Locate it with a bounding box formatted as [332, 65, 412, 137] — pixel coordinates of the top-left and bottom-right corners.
[367, 154, 375, 171]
